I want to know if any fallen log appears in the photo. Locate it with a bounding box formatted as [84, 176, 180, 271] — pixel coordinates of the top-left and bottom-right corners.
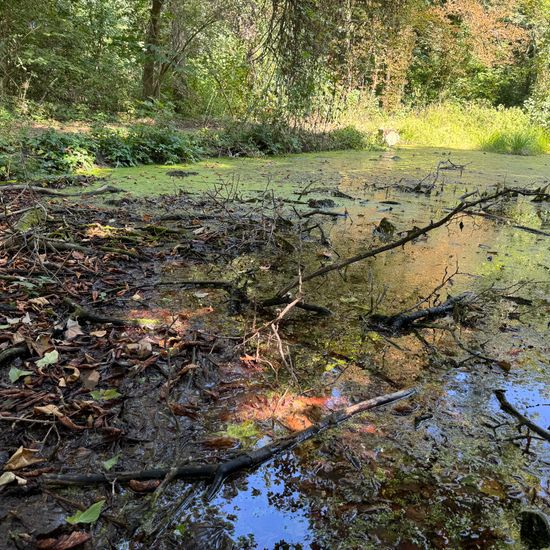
[0, 183, 122, 197]
[494, 390, 550, 442]
[368, 292, 475, 334]
[42, 387, 415, 499]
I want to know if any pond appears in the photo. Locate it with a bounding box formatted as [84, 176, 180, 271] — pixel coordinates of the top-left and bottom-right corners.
[93, 147, 550, 548]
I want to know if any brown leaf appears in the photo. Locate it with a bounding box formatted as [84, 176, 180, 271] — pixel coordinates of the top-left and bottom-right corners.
[90, 330, 106, 338]
[3, 446, 45, 471]
[65, 366, 80, 383]
[201, 436, 239, 450]
[34, 404, 64, 418]
[81, 370, 100, 390]
[57, 415, 86, 431]
[36, 530, 92, 550]
[64, 319, 84, 341]
[168, 403, 199, 419]
[125, 339, 152, 359]
[29, 297, 50, 307]
[31, 334, 53, 357]
[281, 414, 312, 432]
[128, 479, 160, 492]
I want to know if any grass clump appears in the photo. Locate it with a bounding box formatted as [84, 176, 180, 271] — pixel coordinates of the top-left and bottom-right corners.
[342, 100, 549, 155]
[479, 128, 549, 155]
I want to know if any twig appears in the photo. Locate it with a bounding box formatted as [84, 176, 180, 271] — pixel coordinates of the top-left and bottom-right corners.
[267, 188, 545, 301]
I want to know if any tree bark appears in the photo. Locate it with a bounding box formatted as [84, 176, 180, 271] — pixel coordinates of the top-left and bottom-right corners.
[142, 0, 164, 100]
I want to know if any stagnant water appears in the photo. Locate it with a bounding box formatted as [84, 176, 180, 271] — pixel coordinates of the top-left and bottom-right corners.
[101, 147, 549, 549]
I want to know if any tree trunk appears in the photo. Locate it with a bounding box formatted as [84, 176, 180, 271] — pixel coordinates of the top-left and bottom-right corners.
[141, 0, 164, 100]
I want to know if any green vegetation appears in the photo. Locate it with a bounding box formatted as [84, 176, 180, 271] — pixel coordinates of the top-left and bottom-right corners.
[345, 101, 550, 154]
[0, 0, 549, 182]
[0, 122, 383, 180]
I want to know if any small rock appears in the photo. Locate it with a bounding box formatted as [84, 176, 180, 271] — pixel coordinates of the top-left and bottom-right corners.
[520, 509, 550, 549]
[308, 198, 336, 208]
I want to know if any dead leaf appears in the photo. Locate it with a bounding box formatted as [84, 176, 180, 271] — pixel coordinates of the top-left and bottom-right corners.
[4, 446, 45, 471]
[168, 403, 199, 419]
[21, 312, 32, 324]
[36, 530, 92, 550]
[29, 297, 50, 306]
[0, 471, 27, 487]
[65, 366, 80, 383]
[128, 479, 161, 492]
[58, 415, 85, 431]
[64, 319, 83, 341]
[34, 404, 64, 418]
[31, 334, 53, 356]
[202, 436, 239, 450]
[281, 414, 312, 431]
[125, 339, 152, 359]
[12, 330, 26, 344]
[81, 370, 100, 390]
[90, 330, 107, 338]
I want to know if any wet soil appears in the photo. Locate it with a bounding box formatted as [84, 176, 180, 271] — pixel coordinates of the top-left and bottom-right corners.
[1, 147, 549, 549]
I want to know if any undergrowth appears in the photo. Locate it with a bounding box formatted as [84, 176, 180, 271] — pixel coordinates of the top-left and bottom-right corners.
[1, 101, 548, 182]
[342, 100, 550, 154]
[0, 122, 377, 181]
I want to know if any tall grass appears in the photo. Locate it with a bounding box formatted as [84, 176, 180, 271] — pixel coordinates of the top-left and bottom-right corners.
[341, 100, 550, 155]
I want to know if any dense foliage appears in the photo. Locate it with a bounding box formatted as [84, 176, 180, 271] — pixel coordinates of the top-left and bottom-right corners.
[1, 0, 548, 120]
[0, 0, 548, 174]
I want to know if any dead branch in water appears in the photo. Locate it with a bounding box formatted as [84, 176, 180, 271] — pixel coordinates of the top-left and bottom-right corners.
[265, 188, 550, 304]
[42, 387, 415, 499]
[494, 390, 550, 442]
[368, 292, 475, 334]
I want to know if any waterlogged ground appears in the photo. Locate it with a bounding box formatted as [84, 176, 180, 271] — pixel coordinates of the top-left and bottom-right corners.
[90, 148, 550, 548]
[2, 148, 548, 549]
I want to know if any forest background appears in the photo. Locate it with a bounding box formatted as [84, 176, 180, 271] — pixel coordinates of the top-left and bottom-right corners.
[1, 0, 549, 179]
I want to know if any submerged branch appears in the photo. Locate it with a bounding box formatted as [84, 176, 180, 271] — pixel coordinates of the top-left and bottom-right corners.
[266, 188, 547, 302]
[42, 387, 415, 498]
[494, 390, 550, 442]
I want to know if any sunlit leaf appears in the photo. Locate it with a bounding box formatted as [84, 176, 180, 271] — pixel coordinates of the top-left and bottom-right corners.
[9, 367, 33, 383]
[66, 499, 105, 525]
[36, 349, 59, 368]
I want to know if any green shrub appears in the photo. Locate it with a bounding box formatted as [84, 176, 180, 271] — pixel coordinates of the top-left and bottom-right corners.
[26, 130, 95, 172]
[127, 125, 203, 164]
[92, 128, 137, 166]
[328, 125, 367, 150]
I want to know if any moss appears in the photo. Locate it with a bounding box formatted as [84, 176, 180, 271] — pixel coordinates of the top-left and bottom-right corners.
[15, 207, 47, 231]
[223, 420, 259, 441]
